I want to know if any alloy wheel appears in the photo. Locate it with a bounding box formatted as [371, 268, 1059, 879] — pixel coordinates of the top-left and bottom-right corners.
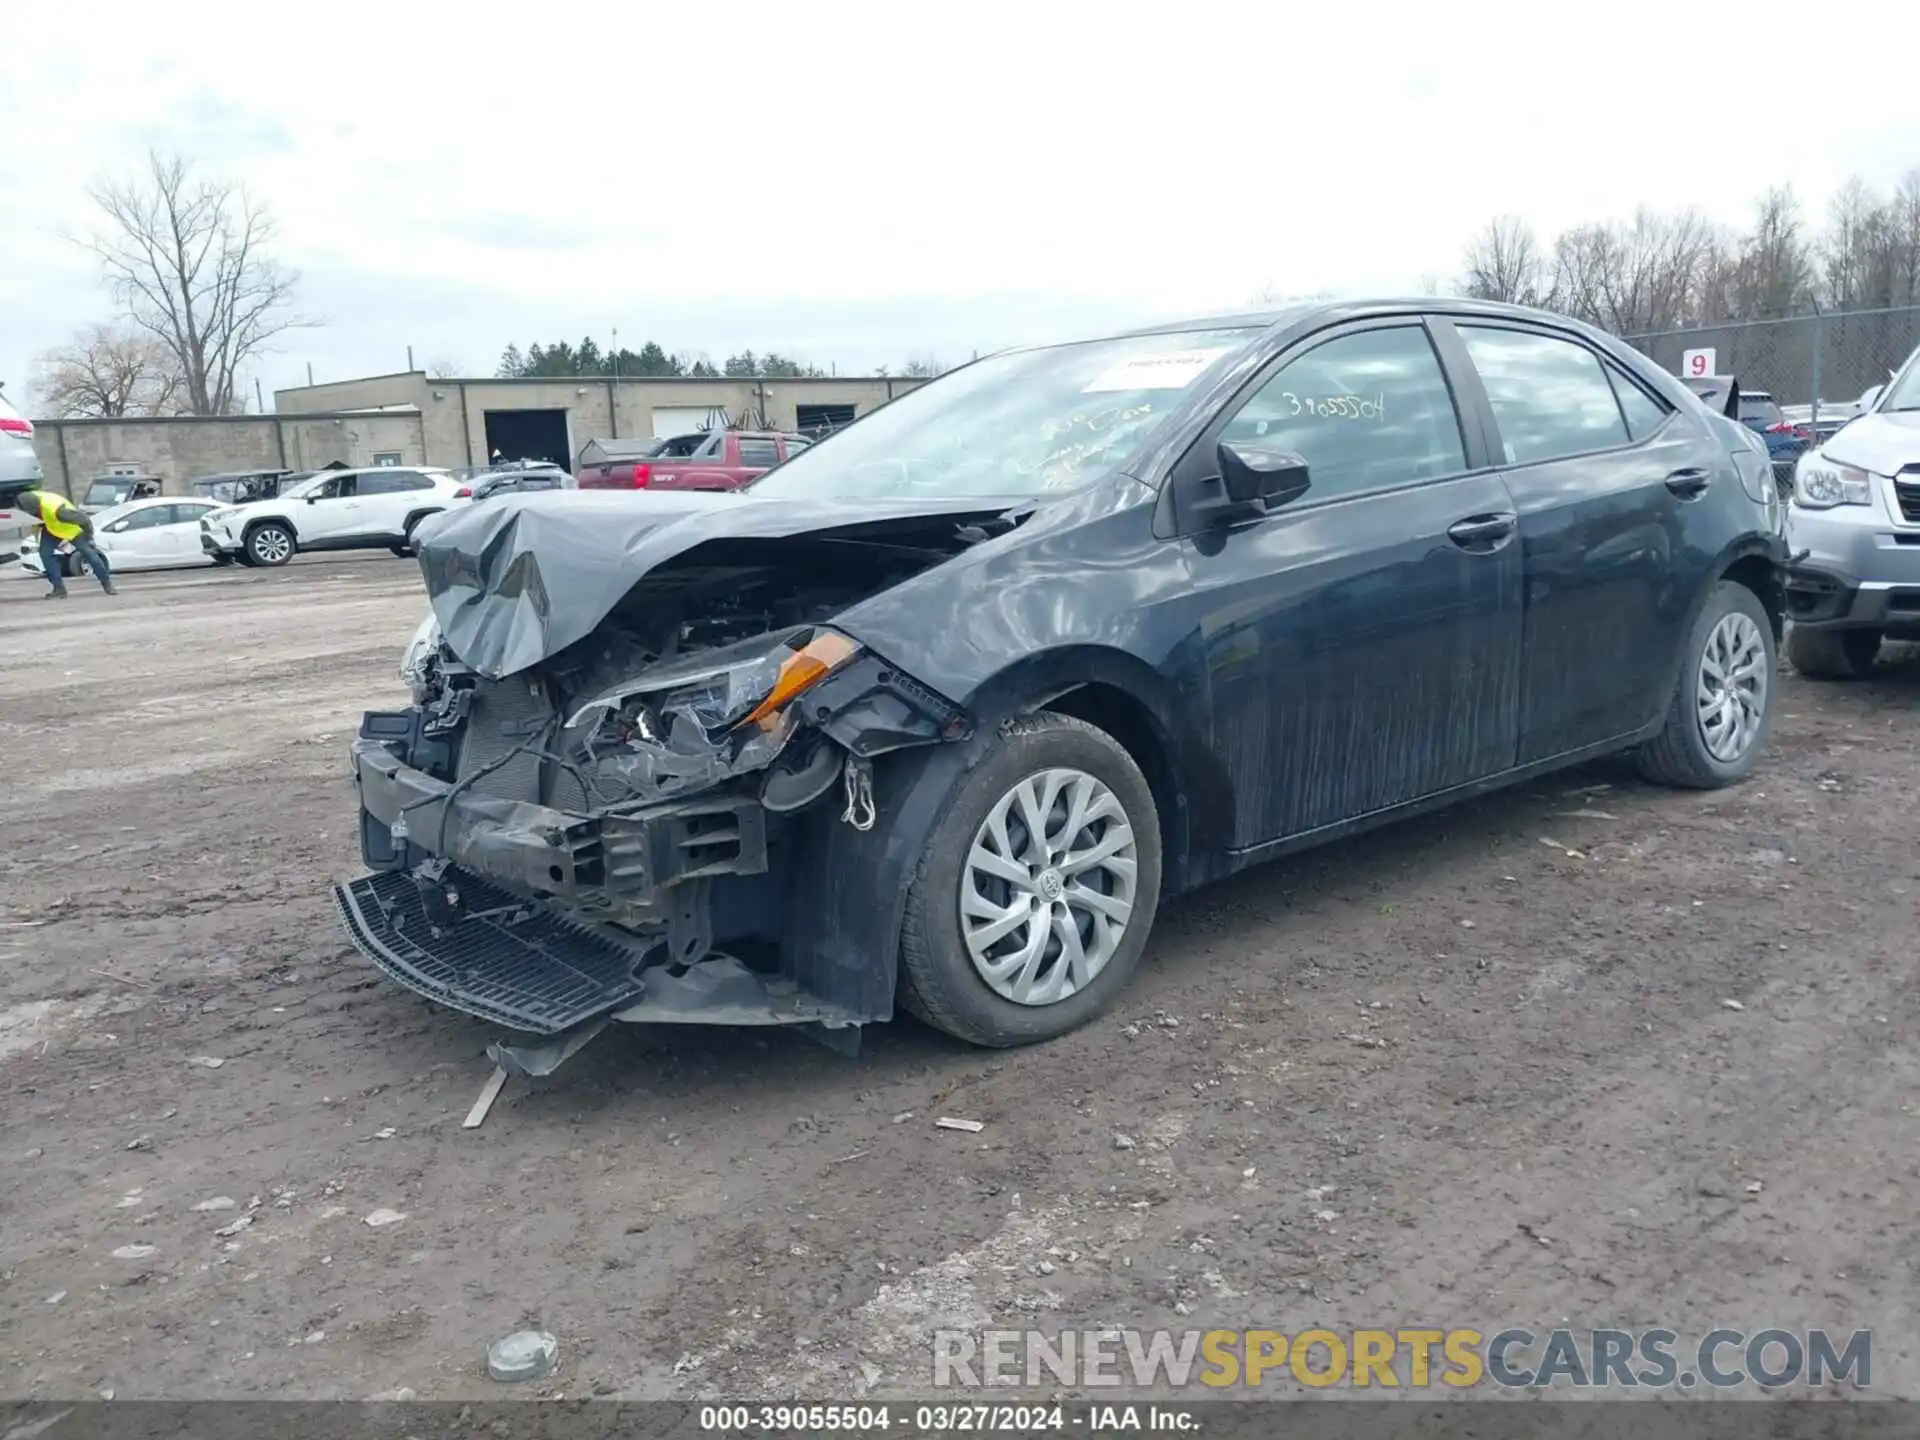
[251, 528, 292, 564]
[959, 767, 1139, 1006]
[1696, 611, 1768, 762]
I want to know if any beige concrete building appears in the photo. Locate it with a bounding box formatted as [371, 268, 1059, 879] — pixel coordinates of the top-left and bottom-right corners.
[274, 370, 923, 472]
[27, 369, 924, 492]
[28, 410, 428, 495]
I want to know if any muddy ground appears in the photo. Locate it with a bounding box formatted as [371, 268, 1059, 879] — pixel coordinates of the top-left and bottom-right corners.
[0, 554, 1915, 1403]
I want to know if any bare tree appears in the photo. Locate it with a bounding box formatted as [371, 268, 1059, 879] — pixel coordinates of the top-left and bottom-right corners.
[83, 151, 307, 416]
[1885, 168, 1920, 308]
[1460, 216, 1547, 305]
[424, 356, 463, 379]
[1539, 209, 1725, 334]
[1730, 186, 1814, 320]
[32, 323, 185, 418]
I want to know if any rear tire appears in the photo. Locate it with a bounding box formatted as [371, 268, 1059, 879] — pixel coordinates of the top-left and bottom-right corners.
[898, 712, 1162, 1047]
[395, 510, 441, 557]
[245, 522, 295, 568]
[1637, 581, 1775, 790]
[1784, 625, 1879, 680]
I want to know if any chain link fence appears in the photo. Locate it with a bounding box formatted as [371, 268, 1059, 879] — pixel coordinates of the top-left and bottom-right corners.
[1621, 306, 1920, 422]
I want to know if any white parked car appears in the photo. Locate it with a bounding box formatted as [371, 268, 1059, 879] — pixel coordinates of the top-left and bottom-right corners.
[199, 466, 462, 568]
[17, 496, 228, 577]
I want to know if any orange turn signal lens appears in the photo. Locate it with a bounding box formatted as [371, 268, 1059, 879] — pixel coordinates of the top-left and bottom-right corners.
[738, 631, 863, 730]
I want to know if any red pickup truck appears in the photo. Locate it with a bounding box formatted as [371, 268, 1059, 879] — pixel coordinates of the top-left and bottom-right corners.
[577, 430, 812, 491]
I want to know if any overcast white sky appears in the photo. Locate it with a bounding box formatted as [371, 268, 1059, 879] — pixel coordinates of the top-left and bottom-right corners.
[2, 2, 1916, 407]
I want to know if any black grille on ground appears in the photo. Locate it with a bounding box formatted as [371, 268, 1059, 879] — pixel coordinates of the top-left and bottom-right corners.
[335, 869, 650, 1033]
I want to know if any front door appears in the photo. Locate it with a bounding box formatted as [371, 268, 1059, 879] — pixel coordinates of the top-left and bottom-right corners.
[1450, 323, 1700, 760]
[1176, 320, 1524, 847]
[100, 505, 171, 566]
[297, 475, 363, 544]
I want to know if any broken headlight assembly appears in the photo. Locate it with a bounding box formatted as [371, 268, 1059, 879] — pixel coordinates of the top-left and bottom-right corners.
[400, 612, 442, 697]
[563, 628, 865, 806]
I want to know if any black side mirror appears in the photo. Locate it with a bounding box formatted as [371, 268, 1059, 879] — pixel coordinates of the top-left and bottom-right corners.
[306, 494, 321, 503]
[1219, 440, 1311, 506]
[1188, 441, 1311, 529]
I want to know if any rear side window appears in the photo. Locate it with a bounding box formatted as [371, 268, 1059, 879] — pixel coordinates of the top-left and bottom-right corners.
[1220, 325, 1467, 500]
[361, 471, 432, 494]
[1459, 327, 1629, 464]
[1607, 368, 1671, 441]
[738, 438, 780, 467]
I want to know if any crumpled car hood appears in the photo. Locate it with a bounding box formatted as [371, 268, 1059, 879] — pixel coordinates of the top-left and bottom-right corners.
[412, 489, 1021, 678]
[1822, 409, 1920, 477]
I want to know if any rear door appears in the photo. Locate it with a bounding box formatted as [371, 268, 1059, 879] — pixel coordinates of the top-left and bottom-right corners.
[1173, 318, 1524, 845]
[1449, 321, 1704, 760]
[355, 470, 435, 536]
[162, 502, 219, 564]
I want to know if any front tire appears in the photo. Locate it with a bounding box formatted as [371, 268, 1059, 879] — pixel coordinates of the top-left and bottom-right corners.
[1637, 581, 1775, 789]
[1785, 625, 1880, 680]
[898, 712, 1162, 1047]
[245, 522, 295, 568]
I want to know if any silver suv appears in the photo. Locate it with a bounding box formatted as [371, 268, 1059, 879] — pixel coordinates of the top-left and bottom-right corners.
[1784, 343, 1920, 676]
[0, 392, 46, 563]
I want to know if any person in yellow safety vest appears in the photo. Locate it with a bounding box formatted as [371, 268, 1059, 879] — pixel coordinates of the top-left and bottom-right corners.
[14, 486, 117, 598]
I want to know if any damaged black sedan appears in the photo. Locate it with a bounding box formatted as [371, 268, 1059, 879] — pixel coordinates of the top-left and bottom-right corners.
[337, 299, 1787, 1070]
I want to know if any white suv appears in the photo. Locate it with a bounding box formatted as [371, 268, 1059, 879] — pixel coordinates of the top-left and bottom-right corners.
[200, 466, 462, 568]
[1783, 343, 1920, 677]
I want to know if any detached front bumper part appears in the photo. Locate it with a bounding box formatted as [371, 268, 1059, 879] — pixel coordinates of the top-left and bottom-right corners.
[335, 868, 867, 1038]
[350, 733, 768, 915]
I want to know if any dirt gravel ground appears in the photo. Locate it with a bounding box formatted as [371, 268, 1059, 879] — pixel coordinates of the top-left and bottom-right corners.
[1, 554, 1916, 1403]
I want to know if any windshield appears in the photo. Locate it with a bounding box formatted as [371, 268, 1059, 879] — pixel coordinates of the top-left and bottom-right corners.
[85, 480, 139, 505]
[1881, 346, 1920, 412]
[748, 328, 1261, 501]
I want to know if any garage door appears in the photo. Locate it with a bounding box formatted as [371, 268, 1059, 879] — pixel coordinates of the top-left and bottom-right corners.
[651, 406, 725, 439]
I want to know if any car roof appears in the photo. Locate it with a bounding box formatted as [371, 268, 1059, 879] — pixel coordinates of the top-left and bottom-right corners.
[1051, 296, 1631, 352]
[316, 465, 449, 477]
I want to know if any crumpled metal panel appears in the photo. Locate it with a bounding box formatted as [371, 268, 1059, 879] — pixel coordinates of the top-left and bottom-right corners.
[412, 489, 1019, 681]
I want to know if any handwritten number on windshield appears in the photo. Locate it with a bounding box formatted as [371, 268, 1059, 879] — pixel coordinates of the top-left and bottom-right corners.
[1279, 392, 1384, 420]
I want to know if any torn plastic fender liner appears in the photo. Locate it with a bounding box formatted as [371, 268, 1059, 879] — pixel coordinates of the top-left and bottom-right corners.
[414, 489, 1033, 681]
[777, 725, 989, 1028]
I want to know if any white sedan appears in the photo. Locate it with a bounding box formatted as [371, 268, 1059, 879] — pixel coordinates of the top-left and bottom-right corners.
[16, 496, 227, 577]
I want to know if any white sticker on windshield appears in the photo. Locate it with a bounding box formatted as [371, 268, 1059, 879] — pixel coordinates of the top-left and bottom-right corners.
[1081, 347, 1231, 394]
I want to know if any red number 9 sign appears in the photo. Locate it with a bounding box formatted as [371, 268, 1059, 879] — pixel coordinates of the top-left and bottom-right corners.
[1682, 348, 1715, 378]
